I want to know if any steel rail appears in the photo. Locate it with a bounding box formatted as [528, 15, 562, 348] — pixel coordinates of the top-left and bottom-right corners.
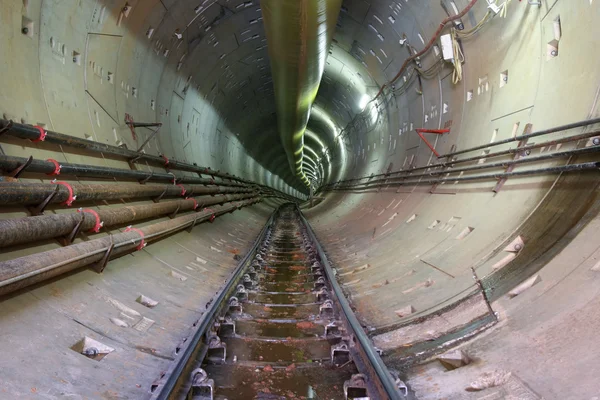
[150, 208, 277, 400]
[0, 198, 260, 297]
[297, 207, 404, 399]
[332, 146, 600, 189]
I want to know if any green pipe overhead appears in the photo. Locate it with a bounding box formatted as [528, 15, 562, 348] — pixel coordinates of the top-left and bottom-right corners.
[262, 0, 342, 186]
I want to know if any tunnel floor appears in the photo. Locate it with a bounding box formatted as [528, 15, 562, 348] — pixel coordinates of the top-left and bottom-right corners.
[202, 206, 358, 399]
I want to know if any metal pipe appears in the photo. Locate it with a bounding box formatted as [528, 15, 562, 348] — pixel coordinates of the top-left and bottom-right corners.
[337, 146, 600, 189]
[0, 119, 244, 184]
[0, 198, 261, 297]
[0, 155, 246, 187]
[0, 182, 252, 206]
[0, 193, 257, 247]
[330, 162, 600, 191]
[0, 120, 299, 202]
[262, 0, 342, 184]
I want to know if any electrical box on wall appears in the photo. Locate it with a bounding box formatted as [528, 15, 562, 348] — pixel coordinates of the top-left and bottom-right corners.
[440, 34, 454, 61]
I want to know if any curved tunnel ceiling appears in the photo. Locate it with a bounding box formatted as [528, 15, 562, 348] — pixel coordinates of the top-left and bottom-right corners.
[161, 0, 381, 194]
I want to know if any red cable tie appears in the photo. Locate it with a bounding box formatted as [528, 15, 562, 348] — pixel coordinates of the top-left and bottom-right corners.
[176, 184, 186, 196]
[124, 226, 146, 250]
[187, 198, 198, 210]
[52, 180, 76, 206]
[417, 131, 441, 157]
[203, 207, 216, 222]
[125, 113, 137, 141]
[78, 208, 104, 232]
[416, 128, 450, 134]
[31, 125, 47, 142]
[161, 154, 170, 166]
[46, 158, 62, 175]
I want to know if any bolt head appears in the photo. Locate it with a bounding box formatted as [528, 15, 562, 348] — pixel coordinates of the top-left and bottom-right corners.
[21, 27, 29, 34]
[593, 138, 600, 145]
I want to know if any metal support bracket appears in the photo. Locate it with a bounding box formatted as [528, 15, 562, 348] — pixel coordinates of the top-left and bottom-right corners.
[128, 155, 142, 170]
[494, 124, 533, 193]
[9, 155, 33, 178]
[139, 171, 153, 185]
[187, 215, 199, 233]
[58, 211, 86, 246]
[92, 235, 115, 273]
[169, 204, 181, 219]
[331, 342, 351, 366]
[416, 128, 450, 157]
[0, 119, 13, 136]
[471, 267, 498, 321]
[27, 184, 61, 216]
[153, 187, 168, 203]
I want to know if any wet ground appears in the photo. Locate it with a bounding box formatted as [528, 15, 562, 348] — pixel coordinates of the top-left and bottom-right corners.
[203, 206, 357, 399]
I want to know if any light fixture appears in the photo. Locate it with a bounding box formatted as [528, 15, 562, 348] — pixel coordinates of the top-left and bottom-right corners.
[359, 94, 370, 111]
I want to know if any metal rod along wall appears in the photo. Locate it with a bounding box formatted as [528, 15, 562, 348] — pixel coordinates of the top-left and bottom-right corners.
[332, 146, 600, 190]
[321, 121, 600, 190]
[329, 162, 600, 191]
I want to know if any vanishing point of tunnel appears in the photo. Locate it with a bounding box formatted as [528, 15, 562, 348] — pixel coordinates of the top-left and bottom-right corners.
[1, 0, 600, 399]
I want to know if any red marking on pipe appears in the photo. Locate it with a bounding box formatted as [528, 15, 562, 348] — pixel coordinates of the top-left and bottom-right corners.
[46, 159, 62, 176]
[124, 113, 137, 140]
[416, 128, 450, 134]
[124, 226, 146, 250]
[187, 198, 198, 210]
[176, 184, 186, 196]
[31, 125, 47, 142]
[161, 154, 170, 166]
[52, 180, 76, 206]
[79, 208, 103, 232]
[204, 207, 216, 222]
[415, 128, 449, 158]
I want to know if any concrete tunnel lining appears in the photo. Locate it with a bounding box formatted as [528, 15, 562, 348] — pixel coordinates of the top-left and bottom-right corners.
[1, 0, 600, 398]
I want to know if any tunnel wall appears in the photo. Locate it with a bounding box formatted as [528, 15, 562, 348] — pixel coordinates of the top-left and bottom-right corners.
[0, 0, 300, 195]
[1, 0, 600, 398]
[306, 1, 600, 398]
[0, 1, 291, 396]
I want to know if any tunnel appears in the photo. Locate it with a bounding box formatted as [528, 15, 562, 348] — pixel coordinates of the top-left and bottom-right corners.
[1, 0, 599, 398]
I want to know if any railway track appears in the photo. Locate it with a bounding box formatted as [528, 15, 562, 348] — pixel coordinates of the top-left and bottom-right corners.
[150, 204, 406, 400]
